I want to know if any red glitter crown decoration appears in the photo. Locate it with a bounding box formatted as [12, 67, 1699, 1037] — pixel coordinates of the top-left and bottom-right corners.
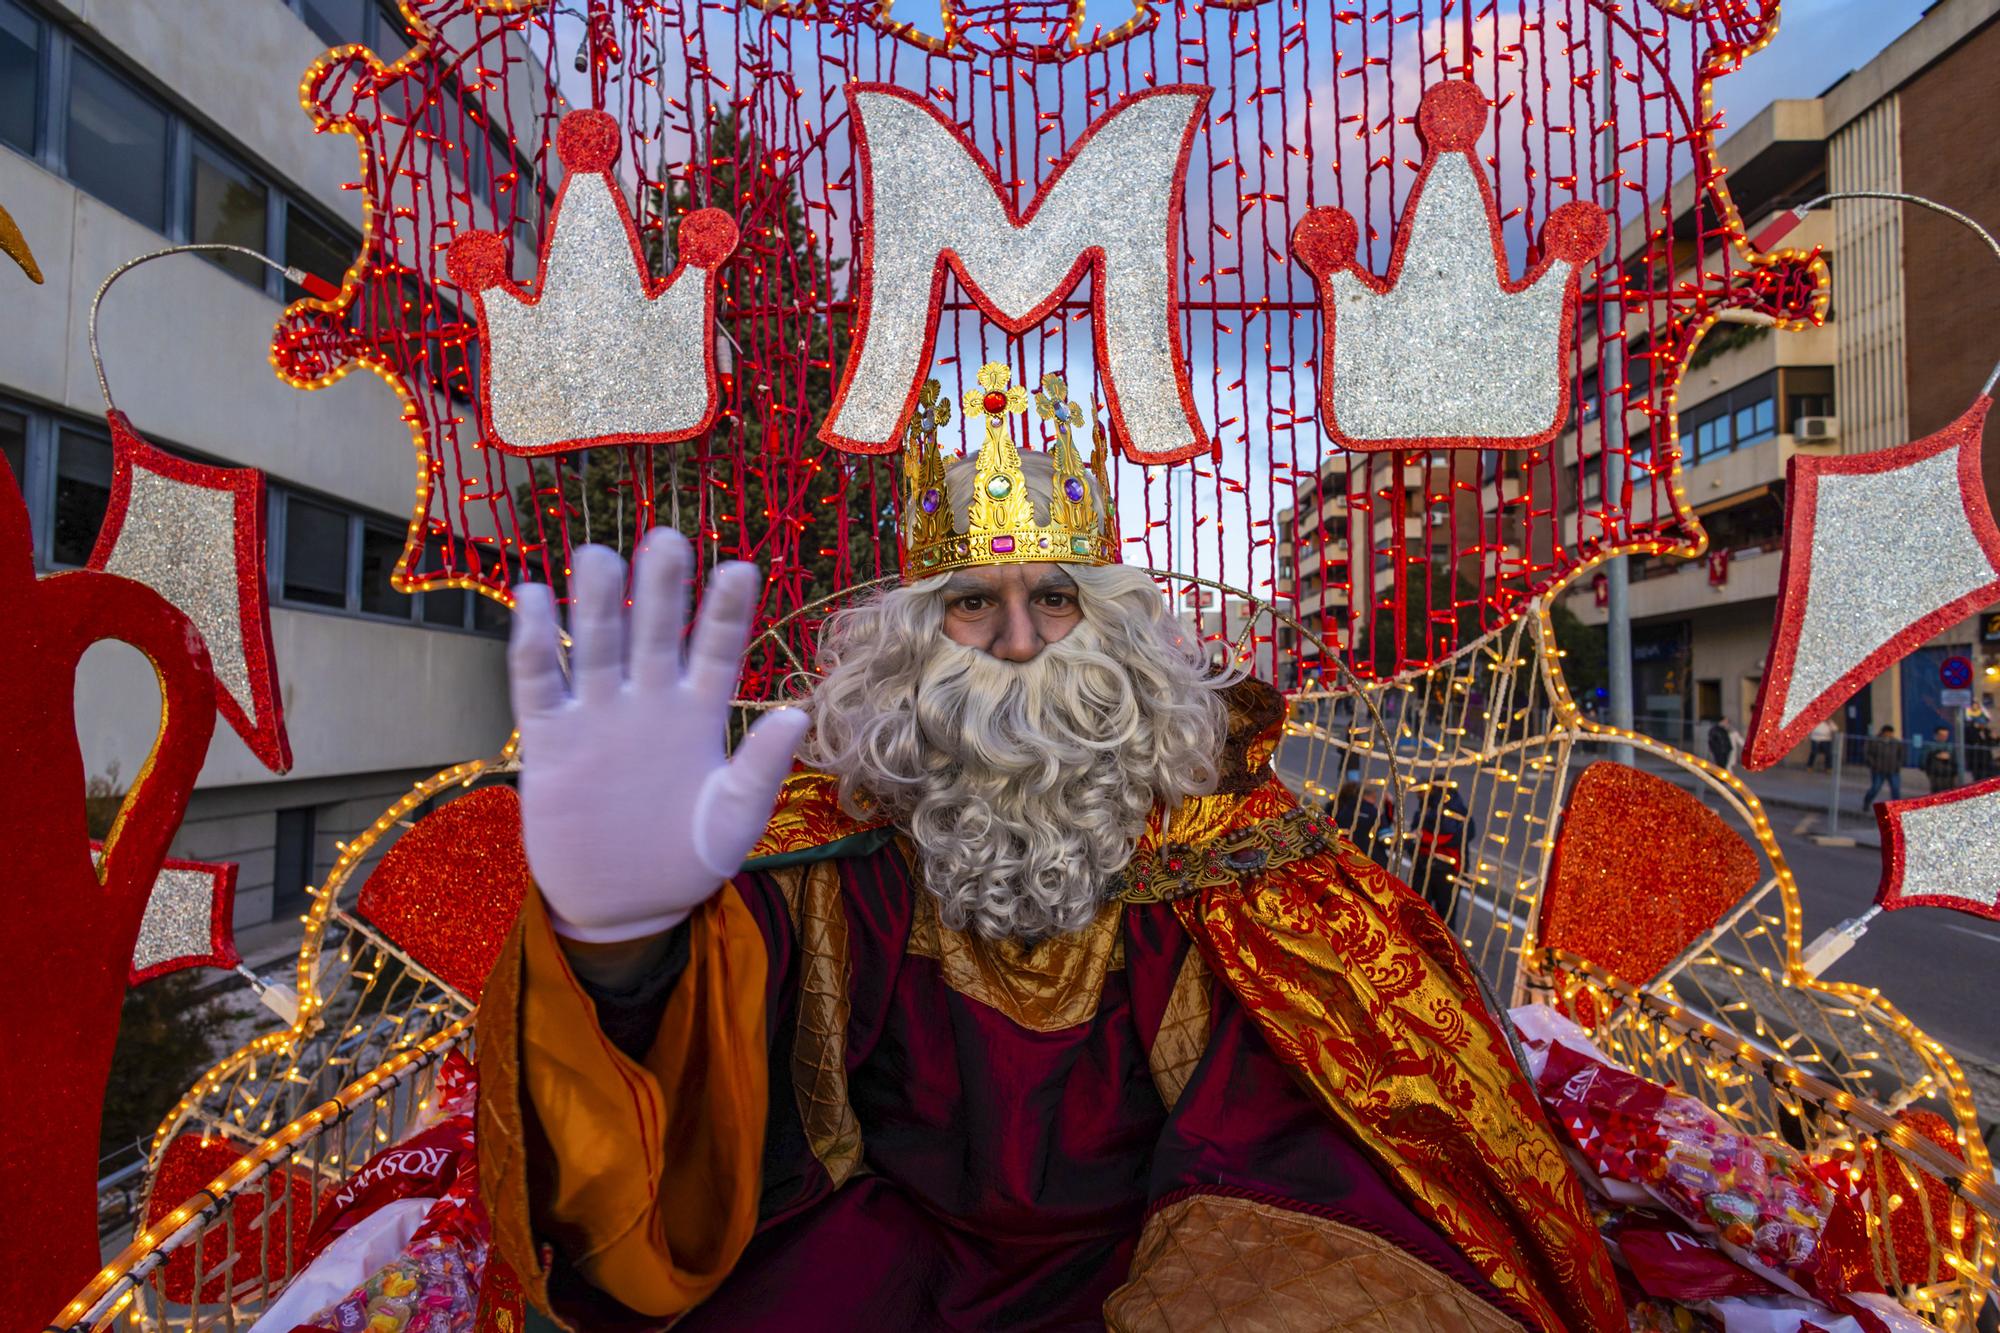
[1291, 81, 1611, 453]
[447, 108, 739, 457]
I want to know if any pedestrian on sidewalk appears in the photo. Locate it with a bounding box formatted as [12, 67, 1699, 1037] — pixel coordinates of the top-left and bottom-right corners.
[1968, 695, 1995, 782]
[1707, 716, 1741, 773]
[1924, 726, 1959, 794]
[1806, 718, 1836, 771]
[1861, 724, 1904, 809]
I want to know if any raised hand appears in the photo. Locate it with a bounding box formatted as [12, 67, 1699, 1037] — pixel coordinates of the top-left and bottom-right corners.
[509, 530, 810, 943]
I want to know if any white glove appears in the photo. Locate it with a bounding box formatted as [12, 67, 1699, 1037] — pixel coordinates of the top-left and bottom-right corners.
[509, 531, 810, 943]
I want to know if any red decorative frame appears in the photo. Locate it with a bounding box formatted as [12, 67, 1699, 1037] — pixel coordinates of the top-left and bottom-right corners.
[1873, 774, 2000, 923]
[95, 842, 242, 984]
[822, 82, 1214, 465]
[1743, 397, 2000, 769]
[88, 410, 291, 773]
[446, 109, 740, 458]
[1290, 81, 1608, 453]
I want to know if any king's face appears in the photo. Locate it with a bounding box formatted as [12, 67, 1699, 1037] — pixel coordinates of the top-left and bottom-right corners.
[938, 563, 1082, 662]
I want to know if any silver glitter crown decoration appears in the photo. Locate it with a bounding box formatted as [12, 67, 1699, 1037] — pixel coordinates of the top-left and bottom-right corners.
[1291, 81, 1610, 452]
[446, 110, 740, 457]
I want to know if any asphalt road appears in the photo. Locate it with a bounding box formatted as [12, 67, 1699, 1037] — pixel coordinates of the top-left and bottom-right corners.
[1773, 827, 2000, 1076]
[1274, 745, 2000, 1111]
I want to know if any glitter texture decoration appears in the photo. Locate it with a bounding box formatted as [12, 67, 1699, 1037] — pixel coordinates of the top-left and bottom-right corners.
[1540, 762, 1763, 990]
[447, 109, 739, 456]
[87, 411, 290, 773]
[823, 84, 1212, 464]
[144, 1133, 315, 1304]
[1873, 772, 2000, 923]
[113, 847, 240, 984]
[356, 785, 531, 1000]
[0, 464, 215, 1328]
[1744, 398, 2000, 769]
[1291, 81, 1609, 452]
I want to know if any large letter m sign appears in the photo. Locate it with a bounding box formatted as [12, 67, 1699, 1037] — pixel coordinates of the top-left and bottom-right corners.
[821, 84, 1213, 465]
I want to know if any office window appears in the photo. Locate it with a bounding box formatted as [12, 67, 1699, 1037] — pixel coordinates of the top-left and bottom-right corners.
[472, 590, 509, 633]
[421, 536, 468, 626]
[1734, 397, 1776, 449]
[372, 0, 413, 61]
[1578, 370, 1601, 422]
[0, 406, 24, 490]
[66, 52, 171, 232]
[298, 0, 371, 47]
[190, 140, 270, 286]
[358, 523, 410, 618]
[284, 204, 353, 300]
[282, 494, 351, 607]
[0, 0, 40, 155]
[272, 805, 317, 915]
[52, 428, 111, 566]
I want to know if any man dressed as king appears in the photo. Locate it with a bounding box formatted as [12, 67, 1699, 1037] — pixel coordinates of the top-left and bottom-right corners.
[479, 364, 1627, 1331]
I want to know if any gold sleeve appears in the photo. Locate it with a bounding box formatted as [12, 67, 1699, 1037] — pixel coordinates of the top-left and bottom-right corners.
[478, 886, 769, 1319]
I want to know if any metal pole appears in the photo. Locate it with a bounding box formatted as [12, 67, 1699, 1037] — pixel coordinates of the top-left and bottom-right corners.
[1599, 5, 1633, 769]
[1952, 702, 1966, 790]
[1826, 725, 1842, 836]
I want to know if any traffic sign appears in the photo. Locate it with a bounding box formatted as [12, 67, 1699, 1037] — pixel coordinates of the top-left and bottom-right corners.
[1941, 655, 1973, 689]
[1942, 688, 1973, 708]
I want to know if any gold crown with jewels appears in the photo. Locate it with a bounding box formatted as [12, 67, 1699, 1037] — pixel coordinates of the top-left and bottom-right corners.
[900, 363, 1119, 581]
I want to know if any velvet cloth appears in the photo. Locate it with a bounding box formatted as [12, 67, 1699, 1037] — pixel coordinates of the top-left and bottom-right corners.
[537, 836, 1522, 1331]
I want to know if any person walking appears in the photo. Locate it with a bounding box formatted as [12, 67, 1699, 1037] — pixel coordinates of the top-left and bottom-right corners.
[1806, 717, 1836, 771]
[1924, 726, 1960, 794]
[1707, 716, 1742, 773]
[1968, 695, 1995, 782]
[1861, 725, 1904, 809]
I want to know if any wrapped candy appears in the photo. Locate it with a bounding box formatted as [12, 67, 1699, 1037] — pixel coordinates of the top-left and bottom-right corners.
[1538, 1042, 1870, 1301]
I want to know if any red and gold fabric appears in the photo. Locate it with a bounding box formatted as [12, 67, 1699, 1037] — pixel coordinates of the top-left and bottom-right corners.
[478, 683, 1623, 1331]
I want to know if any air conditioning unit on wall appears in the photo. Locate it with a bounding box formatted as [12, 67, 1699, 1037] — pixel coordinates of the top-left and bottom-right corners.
[1795, 416, 1839, 442]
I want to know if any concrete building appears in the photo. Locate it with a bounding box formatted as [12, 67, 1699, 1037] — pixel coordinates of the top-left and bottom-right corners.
[1560, 0, 2000, 758]
[0, 0, 513, 937]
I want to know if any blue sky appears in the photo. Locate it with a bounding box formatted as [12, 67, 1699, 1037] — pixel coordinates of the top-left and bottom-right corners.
[1715, 0, 1928, 124]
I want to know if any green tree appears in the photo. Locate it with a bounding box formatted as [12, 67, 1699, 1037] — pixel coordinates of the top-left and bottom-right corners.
[1549, 598, 1608, 698]
[89, 775, 236, 1163]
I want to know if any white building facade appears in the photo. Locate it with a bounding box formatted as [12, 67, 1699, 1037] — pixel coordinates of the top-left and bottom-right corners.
[0, 0, 512, 933]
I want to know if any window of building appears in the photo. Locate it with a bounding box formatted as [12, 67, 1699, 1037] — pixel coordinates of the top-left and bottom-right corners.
[297, 0, 371, 47]
[190, 139, 270, 286]
[284, 203, 353, 300]
[358, 522, 410, 618]
[1733, 397, 1776, 450]
[471, 589, 509, 633]
[0, 0, 40, 155]
[420, 536, 468, 626]
[272, 805, 317, 915]
[14, 16, 371, 302]
[281, 494, 352, 607]
[51, 427, 111, 567]
[0, 406, 24, 489]
[65, 50, 171, 232]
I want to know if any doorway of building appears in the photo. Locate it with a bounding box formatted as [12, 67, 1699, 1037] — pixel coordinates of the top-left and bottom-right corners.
[1697, 678, 1722, 725]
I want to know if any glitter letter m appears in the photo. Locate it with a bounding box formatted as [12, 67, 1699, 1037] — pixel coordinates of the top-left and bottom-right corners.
[822, 84, 1213, 465]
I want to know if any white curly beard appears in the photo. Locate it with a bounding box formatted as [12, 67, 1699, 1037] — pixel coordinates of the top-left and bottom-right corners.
[799, 565, 1234, 941]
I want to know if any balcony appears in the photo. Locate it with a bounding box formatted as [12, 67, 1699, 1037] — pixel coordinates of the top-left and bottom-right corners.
[1566, 540, 1783, 626]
